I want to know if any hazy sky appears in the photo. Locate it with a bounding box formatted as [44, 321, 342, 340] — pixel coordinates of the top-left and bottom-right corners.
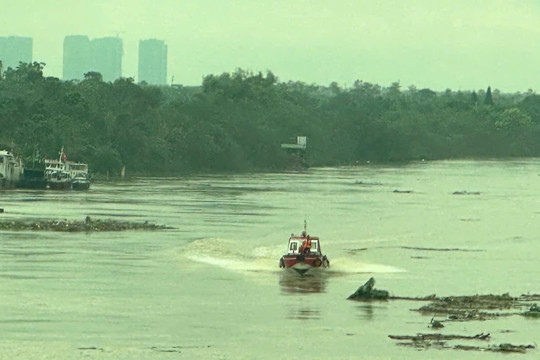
[2, 0, 539, 91]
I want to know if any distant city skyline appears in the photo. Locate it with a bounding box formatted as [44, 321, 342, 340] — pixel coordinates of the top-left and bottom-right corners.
[63, 35, 91, 80]
[4, 35, 168, 84]
[89, 37, 123, 82]
[138, 39, 167, 85]
[1, 0, 540, 91]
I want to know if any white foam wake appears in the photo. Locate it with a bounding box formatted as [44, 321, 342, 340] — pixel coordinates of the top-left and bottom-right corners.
[178, 238, 405, 275]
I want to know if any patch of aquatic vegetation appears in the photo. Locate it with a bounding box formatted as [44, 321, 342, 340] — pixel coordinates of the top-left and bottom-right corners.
[0, 216, 172, 232]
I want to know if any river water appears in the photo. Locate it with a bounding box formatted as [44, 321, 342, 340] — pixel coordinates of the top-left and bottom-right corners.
[1, 159, 539, 359]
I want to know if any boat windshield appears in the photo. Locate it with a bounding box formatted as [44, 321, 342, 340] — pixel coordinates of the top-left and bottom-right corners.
[288, 238, 320, 254]
[289, 241, 298, 252]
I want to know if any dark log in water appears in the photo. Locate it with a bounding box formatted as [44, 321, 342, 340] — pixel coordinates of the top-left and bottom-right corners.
[0, 216, 172, 232]
[347, 277, 389, 300]
[393, 336, 534, 353]
[523, 304, 540, 317]
[452, 191, 481, 195]
[389, 333, 490, 341]
[400, 246, 483, 252]
[454, 343, 535, 353]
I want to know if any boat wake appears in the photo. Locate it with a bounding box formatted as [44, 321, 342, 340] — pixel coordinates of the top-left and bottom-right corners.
[179, 238, 282, 273]
[327, 257, 405, 274]
[178, 238, 405, 275]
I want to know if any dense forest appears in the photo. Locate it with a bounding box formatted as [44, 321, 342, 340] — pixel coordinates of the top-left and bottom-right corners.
[0, 62, 539, 175]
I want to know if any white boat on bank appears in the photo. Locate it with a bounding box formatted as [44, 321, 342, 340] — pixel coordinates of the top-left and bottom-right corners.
[0, 150, 24, 189]
[44, 149, 90, 190]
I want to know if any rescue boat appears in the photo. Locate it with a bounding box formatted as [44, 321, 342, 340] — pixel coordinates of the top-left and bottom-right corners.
[279, 225, 330, 275]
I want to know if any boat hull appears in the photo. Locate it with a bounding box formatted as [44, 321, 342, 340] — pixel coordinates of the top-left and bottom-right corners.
[16, 169, 47, 189]
[280, 254, 329, 274]
[17, 180, 48, 189]
[48, 181, 71, 190]
[72, 181, 90, 190]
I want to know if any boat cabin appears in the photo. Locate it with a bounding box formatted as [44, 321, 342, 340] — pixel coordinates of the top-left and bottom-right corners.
[65, 162, 88, 179]
[44, 158, 89, 182]
[287, 236, 321, 255]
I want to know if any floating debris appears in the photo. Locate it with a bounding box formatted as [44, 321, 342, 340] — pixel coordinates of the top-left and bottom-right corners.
[523, 304, 540, 317]
[400, 246, 483, 252]
[0, 216, 172, 232]
[150, 347, 181, 353]
[454, 343, 535, 353]
[389, 333, 490, 341]
[393, 189, 412, 194]
[345, 247, 368, 254]
[347, 277, 389, 300]
[429, 318, 444, 329]
[150, 345, 211, 353]
[416, 293, 518, 321]
[519, 294, 540, 301]
[452, 191, 481, 195]
[352, 279, 539, 354]
[391, 334, 534, 354]
[354, 180, 383, 186]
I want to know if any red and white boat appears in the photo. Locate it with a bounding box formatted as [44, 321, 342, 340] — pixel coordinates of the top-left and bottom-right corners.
[279, 225, 330, 274]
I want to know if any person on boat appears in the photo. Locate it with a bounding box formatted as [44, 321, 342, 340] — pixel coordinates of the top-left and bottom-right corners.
[300, 237, 312, 254]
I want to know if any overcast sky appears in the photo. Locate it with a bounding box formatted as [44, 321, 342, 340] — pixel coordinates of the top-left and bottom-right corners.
[1, 0, 539, 91]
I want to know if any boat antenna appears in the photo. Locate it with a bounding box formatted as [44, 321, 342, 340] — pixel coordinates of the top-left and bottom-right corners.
[304, 219, 307, 234]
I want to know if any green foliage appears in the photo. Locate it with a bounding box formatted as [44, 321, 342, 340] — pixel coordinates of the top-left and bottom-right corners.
[484, 86, 494, 105]
[495, 108, 532, 131]
[0, 63, 539, 175]
[519, 94, 540, 123]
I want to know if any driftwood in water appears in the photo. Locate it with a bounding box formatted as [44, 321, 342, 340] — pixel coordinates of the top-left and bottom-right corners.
[350, 279, 539, 354]
[452, 191, 481, 195]
[390, 333, 535, 354]
[394, 339, 534, 353]
[454, 343, 535, 353]
[400, 246, 483, 252]
[354, 180, 382, 186]
[347, 277, 389, 300]
[389, 333, 490, 341]
[0, 216, 171, 232]
[416, 293, 519, 321]
[348, 279, 540, 322]
[388, 294, 437, 301]
[520, 294, 540, 301]
[523, 303, 540, 317]
[429, 318, 444, 328]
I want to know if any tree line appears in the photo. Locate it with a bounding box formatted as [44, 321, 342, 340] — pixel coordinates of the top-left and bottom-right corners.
[0, 62, 539, 175]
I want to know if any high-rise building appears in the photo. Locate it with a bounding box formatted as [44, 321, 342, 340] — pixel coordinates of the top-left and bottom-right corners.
[63, 35, 91, 80]
[90, 37, 122, 82]
[138, 39, 167, 85]
[62, 36, 122, 82]
[0, 36, 33, 70]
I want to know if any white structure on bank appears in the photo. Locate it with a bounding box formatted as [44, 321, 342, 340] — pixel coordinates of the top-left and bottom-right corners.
[0, 150, 24, 188]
